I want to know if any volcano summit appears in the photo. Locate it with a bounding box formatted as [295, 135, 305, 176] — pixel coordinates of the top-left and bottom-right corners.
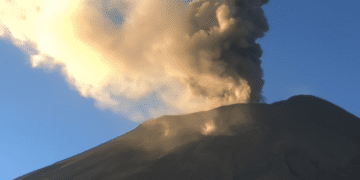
[16, 95, 360, 180]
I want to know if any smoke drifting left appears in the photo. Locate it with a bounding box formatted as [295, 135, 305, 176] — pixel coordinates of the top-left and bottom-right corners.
[0, 0, 269, 122]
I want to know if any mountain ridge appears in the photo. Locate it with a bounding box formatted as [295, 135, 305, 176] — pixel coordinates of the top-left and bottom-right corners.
[16, 95, 360, 180]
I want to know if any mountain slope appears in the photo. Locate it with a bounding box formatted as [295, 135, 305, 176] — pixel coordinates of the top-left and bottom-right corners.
[16, 95, 360, 180]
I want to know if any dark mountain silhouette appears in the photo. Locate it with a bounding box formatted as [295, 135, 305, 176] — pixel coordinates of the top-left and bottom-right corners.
[15, 95, 360, 180]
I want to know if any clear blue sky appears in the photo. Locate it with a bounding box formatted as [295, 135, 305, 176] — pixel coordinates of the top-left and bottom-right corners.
[1, 0, 359, 179]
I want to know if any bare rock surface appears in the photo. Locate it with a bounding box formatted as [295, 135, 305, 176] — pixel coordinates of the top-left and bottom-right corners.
[16, 95, 360, 180]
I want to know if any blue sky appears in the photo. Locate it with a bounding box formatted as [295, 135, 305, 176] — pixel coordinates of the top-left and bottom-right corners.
[1, 0, 359, 179]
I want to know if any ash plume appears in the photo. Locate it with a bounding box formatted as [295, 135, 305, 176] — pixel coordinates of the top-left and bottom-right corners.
[0, 0, 269, 122]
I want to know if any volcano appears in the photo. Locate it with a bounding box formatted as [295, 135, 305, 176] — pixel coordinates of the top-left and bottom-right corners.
[16, 95, 360, 180]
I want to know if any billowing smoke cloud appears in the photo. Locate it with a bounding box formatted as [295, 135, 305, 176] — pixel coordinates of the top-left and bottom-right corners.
[0, 0, 269, 122]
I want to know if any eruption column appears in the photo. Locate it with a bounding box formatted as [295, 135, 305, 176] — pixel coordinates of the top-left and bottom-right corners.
[0, 0, 269, 122]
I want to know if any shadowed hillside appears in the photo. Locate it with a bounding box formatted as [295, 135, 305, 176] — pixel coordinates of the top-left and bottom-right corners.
[16, 95, 360, 180]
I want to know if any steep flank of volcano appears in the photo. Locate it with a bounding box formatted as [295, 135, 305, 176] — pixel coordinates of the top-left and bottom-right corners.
[16, 95, 360, 180]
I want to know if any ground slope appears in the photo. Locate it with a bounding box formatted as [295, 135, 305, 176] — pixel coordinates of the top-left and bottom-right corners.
[16, 95, 360, 180]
